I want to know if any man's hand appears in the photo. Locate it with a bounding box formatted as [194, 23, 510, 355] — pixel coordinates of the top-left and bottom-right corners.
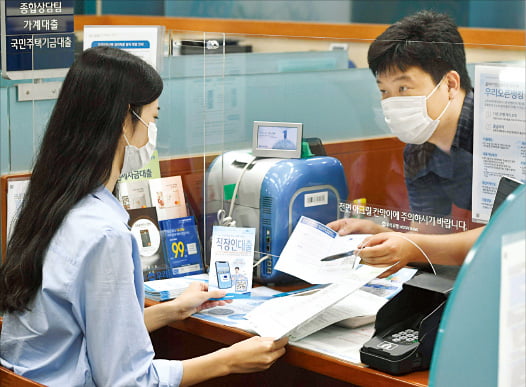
[327, 218, 393, 236]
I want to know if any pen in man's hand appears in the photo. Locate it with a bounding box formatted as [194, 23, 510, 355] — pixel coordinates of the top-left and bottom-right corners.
[320, 250, 356, 262]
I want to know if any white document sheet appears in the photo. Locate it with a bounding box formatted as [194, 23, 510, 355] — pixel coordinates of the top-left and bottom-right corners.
[284, 289, 387, 341]
[291, 324, 376, 365]
[246, 264, 388, 340]
[6, 178, 30, 241]
[274, 216, 371, 284]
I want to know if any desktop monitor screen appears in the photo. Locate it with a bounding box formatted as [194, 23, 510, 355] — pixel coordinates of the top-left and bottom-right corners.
[252, 121, 303, 159]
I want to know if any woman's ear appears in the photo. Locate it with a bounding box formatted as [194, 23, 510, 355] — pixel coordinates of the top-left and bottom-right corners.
[121, 112, 134, 141]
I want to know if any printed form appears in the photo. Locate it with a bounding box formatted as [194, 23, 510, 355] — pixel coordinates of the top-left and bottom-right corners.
[247, 266, 387, 340]
[274, 216, 372, 284]
[246, 216, 390, 340]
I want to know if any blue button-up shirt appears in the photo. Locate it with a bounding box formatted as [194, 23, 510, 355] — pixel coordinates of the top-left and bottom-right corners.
[0, 186, 183, 386]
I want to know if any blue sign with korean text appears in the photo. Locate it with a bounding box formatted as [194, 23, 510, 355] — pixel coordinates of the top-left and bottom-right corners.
[1, 0, 75, 78]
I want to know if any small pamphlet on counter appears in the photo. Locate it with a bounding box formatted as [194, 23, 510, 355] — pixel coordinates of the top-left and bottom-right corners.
[159, 216, 204, 278]
[144, 273, 209, 301]
[208, 226, 255, 296]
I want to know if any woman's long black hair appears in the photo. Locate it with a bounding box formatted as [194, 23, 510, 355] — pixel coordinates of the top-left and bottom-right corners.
[0, 46, 163, 312]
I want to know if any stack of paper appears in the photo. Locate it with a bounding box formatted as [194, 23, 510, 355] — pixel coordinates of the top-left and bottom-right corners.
[144, 273, 208, 301]
[246, 265, 388, 341]
[246, 216, 412, 341]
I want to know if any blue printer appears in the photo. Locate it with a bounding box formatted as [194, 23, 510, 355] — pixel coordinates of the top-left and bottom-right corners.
[206, 150, 348, 283]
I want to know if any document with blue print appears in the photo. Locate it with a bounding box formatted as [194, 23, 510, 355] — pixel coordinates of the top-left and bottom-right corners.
[193, 286, 280, 332]
[144, 273, 208, 301]
[274, 216, 374, 284]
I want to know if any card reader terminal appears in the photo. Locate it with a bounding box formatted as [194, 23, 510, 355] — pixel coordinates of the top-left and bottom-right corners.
[360, 268, 458, 375]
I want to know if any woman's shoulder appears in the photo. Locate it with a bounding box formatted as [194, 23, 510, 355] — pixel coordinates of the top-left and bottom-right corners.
[58, 191, 131, 244]
[45, 199, 132, 273]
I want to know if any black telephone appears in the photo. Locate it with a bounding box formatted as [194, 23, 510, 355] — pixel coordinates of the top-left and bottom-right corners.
[360, 268, 458, 375]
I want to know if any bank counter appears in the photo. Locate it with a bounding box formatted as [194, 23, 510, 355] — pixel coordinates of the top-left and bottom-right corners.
[145, 296, 429, 387]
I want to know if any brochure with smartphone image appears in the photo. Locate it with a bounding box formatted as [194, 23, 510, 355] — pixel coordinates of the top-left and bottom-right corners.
[208, 226, 255, 296]
[128, 207, 169, 281]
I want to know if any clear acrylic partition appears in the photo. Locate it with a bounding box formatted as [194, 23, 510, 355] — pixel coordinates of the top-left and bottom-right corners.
[1, 26, 524, 275]
[159, 31, 232, 271]
[188, 31, 525, 276]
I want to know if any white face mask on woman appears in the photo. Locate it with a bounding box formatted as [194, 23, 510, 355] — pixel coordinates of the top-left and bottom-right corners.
[381, 77, 451, 144]
[121, 111, 157, 175]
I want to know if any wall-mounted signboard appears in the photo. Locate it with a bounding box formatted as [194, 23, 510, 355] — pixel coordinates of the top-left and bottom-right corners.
[0, 0, 75, 80]
[83, 25, 165, 72]
[472, 64, 526, 223]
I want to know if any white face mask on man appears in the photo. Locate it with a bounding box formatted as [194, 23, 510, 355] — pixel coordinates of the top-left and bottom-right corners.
[381, 77, 451, 144]
[121, 110, 157, 175]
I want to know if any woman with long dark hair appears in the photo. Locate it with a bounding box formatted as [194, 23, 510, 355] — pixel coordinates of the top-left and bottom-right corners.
[0, 46, 287, 386]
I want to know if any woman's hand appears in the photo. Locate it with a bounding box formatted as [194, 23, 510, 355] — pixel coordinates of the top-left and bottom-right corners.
[327, 218, 392, 235]
[145, 281, 232, 331]
[357, 232, 422, 278]
[180, 336, 288, 386]
[220, 336, 289, 374]
[171, 281, 232, 320]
